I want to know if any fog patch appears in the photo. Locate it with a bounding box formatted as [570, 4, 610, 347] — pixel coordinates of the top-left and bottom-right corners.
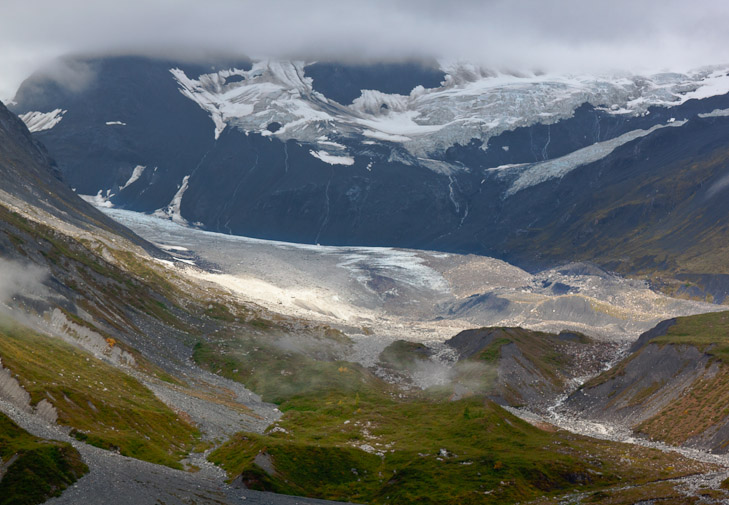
[34, 58, 97, 94]
[269, 332, 350, 362]
[0, 258, 48, 307]
[706, 171, 729, 199]
[3, 0, 729, 101]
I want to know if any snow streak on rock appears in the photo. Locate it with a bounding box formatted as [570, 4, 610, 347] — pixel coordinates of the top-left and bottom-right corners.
[19, 109, 66, 132]
[154, 175, 190, 224]
[120, 165, 146, 190]
[500, 120, 687, 197]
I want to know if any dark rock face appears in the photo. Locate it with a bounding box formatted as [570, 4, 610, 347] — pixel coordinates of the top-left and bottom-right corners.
[0, 99, 151, 251]
[304, 61, 446, 105]
[629, 318, 677, 353]
[12, 56, 729, 282]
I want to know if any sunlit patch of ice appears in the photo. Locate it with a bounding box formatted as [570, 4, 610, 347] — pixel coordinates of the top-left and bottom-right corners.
[503, 120, 686, 197]
[309, 150, 354, 166]
[119, 165, 145, 191]
[19, 109, 66, 132]
[153, 175, 189, 224]
[79, 190, 114, 208]
[699, 108, 729, 118]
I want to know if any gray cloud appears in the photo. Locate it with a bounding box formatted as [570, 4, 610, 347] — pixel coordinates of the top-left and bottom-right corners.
[1, 0, 729, 101]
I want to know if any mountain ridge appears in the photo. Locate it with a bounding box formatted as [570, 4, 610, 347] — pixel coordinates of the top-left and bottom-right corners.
[11, 56, 729, 302]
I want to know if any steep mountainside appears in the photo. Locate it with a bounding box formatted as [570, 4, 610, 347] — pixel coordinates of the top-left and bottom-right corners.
[0, 98, 333, 503]
[568, 311, 729, 454]
[11, 57, 729, 300]
[0, 100, 156, 252]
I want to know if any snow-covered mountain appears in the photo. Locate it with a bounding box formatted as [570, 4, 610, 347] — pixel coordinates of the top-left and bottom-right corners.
[11, 56, 729, 295]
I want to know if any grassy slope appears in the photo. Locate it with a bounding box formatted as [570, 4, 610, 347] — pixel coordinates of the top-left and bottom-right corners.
[0, 412, 88, 505]
[0, 200, 340, 471]
[651, 311, 729, 361]
[579, 312, 729, 451]
[0, 318, 199, 469]
[632, 311, 729, 446]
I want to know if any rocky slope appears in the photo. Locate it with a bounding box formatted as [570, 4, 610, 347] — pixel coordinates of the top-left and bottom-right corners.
[377, 327, 619, 412]
[568, 311, 729, 454]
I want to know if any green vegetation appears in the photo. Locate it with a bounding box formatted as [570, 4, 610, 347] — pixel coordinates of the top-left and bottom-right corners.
[0, 412, 88, 505]
[0, 318, 199, 468]
[198, 329, 705, 505]
[477, 337, 513, 363]
[214, 395, 626, 504]
[378, 340, 431, 369]
[194, 334, 369, 404]
[651, 311, 729, 362]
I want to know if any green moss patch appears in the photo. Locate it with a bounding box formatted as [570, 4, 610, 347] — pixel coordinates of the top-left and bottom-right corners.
[0, 412, 88, 505]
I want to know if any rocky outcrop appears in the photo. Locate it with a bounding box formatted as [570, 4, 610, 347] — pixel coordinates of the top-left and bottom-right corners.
[0, 357, 57, 424]
[443, 326, 616, 411]
[49, 308, 136, 367]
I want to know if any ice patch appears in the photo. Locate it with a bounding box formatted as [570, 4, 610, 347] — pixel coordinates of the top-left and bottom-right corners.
[362, 129, 411, 142]
[699, 108, 729, 118]
[80, 190, 114, 208]
[154, 175, 190, 223]
[706, 172, 729, 199]
[309, 150, 355, 166]
[317, 140, 346, 149]
[19, 109, 66, 132]
[171, 61, 329, 141]
[119, 165, 146, 190]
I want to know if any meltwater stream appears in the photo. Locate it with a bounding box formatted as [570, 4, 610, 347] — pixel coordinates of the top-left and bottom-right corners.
[504, 348, 729, 500]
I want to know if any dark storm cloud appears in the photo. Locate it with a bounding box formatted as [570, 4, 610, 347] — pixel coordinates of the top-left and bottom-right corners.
[1, 0, 728, 100]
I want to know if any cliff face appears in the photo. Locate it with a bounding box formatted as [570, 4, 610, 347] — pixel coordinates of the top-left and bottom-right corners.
[0, 100, 156, 252]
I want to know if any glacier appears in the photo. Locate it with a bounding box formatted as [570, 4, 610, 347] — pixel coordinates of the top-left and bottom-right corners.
[168, 60, 729, 165]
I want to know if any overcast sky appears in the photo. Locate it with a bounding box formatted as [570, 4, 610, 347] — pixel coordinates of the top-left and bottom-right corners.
[1, 0, 728, 101]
